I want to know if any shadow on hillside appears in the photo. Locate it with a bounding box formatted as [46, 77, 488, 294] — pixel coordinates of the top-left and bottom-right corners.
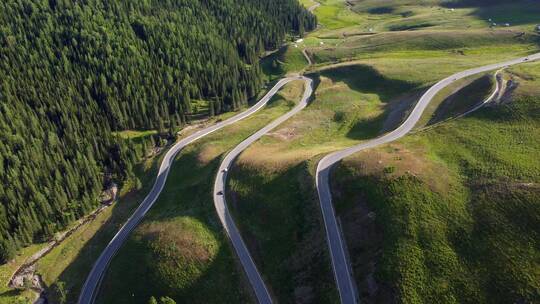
[96, 232, 249, 304]
[308, 64, 419, 140]
[0, 289, 25, 299]
[442, 0, 540, 27]
[315, 64, 417, 102]
[50, 149, 253, 304]
[260, 46, 287, 80]
[428, 75, 494, 126]
[226, 161, 339, 303]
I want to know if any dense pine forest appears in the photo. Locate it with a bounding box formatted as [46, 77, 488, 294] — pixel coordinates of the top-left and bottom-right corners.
[0, 0, 316, 262]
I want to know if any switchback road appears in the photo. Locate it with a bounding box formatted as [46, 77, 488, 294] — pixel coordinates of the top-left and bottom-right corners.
[315, 53, 540, 304]
[213, 76, 313, 304]
[78, 76, 311, 304]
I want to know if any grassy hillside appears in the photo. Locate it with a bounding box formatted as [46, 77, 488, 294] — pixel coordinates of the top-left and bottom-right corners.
[228, 160, 338, 303]
[415, 72, 495, 128]
[0, 244, 46, 303]
[311, 0, 540, 34]
[310, 30, 539, 64]
[331, 61, 540, 303]
[298, 0, 540, 79]
[221, 1, 540, 303]
[94, 81, 307, 304]
[225, 59, 425, 302]
[261, 45, 310, 80]
[227, 0, 540, 299]
[0, 131, 162, 304]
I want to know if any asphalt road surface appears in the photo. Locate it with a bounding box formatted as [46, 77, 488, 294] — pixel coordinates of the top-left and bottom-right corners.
[315, 53, 540, 304]
[308, 1, 320, 12]
[213, 76, 313, 304]
[79, 52, 538, 303]
[78, 76, 310, 304]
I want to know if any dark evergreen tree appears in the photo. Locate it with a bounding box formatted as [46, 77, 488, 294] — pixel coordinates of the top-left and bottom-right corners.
[0, 0, 315, 262]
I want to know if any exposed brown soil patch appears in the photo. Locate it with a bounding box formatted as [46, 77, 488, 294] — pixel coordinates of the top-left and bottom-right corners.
[267, 126, 299, 141]
[197, 145, 221, 165]
[344, 143, 451, 193]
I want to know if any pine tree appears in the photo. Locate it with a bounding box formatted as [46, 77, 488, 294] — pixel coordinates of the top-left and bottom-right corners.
[0, 0, 315, 261]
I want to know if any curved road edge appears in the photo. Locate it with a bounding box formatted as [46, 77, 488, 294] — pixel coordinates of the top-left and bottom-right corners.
[213, 76, 313, 304]
[78, 77, 307, 304]
[418, 68, 504, 132]
[307, 0, 320, 12]
[315, 53, 540, 304]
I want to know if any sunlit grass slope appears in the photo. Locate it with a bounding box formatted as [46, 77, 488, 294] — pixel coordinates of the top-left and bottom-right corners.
[331, 57, 540, 304]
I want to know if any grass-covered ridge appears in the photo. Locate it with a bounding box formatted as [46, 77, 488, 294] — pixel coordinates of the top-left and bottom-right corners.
[213, 1, 540, 302]
[225, 62, 421, 302]
[95, 81, 307, 304]
[227, 160, 338, 303]
[261, 45, 310, 80]
[331, 62, 540, 303]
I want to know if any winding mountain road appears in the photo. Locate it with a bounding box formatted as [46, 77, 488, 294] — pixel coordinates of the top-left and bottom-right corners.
[79, 51, 539, 304]
[307, 0, 320, 12]
[315, 53, 540, 304]
[213, 76, 313, 304]
[78, 77, 311, 304]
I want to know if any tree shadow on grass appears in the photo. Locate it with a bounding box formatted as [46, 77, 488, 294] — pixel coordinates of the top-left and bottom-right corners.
[260, 47, 287, 80]
[0, 288, 26, 299]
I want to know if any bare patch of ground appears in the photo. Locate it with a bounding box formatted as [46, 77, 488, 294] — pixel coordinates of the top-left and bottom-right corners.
[267, 126, 300, 141]
[343, 142, 452, 193]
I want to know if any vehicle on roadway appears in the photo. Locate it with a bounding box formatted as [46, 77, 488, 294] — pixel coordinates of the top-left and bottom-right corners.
[217, 191, 223, 195]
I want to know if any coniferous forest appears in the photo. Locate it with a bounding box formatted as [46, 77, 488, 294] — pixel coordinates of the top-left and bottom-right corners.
[0, 0, 316, 262]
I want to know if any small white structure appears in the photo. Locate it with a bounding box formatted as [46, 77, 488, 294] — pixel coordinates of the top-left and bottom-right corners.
[320, 41, 324, 45]
[536, 25, 540, 32]
[368, 28, 373, 32]
[488, 18, 492, 22]
[505, 23, 510, 27]
[296, 38, 304, 43]
[492, 22, 497, 26]
[293, 44, 298, 48]
[450, 8, 455, 12]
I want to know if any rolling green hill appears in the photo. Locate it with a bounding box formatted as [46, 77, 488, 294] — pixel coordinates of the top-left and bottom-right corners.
[332, 62, 540, 303]
[225, 0, 540, 303]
